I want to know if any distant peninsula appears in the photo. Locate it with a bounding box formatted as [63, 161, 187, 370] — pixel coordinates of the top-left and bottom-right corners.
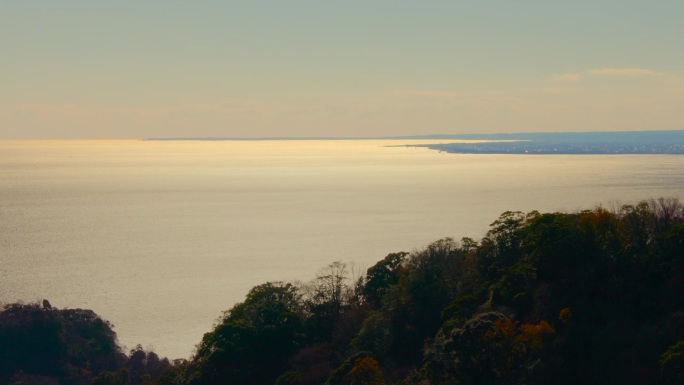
[403, 130, 684, 155]
[145, 130, 684, 154]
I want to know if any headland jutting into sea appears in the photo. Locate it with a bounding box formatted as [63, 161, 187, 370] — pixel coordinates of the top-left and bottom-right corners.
[146, 130, 684, 155]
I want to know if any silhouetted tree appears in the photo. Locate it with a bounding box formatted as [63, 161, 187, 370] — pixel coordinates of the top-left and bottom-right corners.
[188, 282, 303, 385]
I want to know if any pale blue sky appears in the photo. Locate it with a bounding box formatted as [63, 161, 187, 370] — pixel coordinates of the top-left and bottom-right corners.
[2, 1, 682, 138]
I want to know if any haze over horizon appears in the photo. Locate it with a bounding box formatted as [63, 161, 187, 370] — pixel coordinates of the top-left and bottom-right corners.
[2, 1, 683, 139]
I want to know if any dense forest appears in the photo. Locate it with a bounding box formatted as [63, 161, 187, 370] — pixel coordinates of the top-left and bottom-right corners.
[2, 198, 684, 385]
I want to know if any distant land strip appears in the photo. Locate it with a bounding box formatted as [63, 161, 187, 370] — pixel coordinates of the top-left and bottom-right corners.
[403, 130, 684, 155]
[145, 130, 684, 154]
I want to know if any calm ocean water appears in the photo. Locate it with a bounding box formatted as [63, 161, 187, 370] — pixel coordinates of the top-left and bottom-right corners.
[1, 139, 683, 359]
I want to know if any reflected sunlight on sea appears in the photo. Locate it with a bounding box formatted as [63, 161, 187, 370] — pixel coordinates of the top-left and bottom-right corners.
[1, 139, 683, 358]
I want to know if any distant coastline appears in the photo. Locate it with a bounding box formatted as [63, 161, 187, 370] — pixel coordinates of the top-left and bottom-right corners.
[407, 130, 684, 155]
[145, 130, 684, 154]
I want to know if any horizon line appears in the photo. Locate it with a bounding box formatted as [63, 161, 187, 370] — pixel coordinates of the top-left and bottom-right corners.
[144, 129, 684, 141]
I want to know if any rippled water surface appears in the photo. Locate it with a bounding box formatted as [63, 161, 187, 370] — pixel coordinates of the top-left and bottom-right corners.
[2, 139, 683, 358]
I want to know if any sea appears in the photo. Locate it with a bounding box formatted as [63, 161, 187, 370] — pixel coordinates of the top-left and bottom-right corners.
[1, 139, 683, 359]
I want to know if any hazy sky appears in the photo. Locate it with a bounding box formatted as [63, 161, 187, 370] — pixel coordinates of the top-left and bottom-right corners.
[2, 1, 683, 139]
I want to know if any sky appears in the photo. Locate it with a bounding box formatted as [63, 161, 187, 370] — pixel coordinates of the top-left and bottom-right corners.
[1, 1, 683, 139]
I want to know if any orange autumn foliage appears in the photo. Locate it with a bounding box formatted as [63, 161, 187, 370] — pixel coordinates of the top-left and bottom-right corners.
[516, 320, 555, 351]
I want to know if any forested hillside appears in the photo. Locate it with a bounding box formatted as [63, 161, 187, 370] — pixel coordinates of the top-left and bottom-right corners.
[2, 198, 684, 385]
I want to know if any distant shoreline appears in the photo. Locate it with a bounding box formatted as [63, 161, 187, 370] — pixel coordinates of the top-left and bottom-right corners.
[144, 130, 684, 154]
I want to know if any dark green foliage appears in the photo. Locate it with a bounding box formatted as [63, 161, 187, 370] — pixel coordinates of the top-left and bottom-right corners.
[331, 304, 372, 357]
[186, 281, 304, 385]
[363, 252, 408, 308]
[93, 368, 130, 385]
[661, 341, 684, 384]
[425, 311, 513, 385]
[288, 344, 335, 385]
[274, 370, 303, 385]
[326, 351, 385, 385]
[441, 295, 479, 329]
[0, 303, 126, 384]
[352, 312, 392, 359]
[123, 344, 177, 385]
[0, 302, 182, 385]
[0, 303, 66, 381]
[382, 238, 473, 366]
[326, 351, 371, 385]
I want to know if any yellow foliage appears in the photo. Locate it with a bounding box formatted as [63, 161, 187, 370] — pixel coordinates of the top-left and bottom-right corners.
[346, 356, 386, 385]
[559, 307, 572, 324]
